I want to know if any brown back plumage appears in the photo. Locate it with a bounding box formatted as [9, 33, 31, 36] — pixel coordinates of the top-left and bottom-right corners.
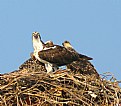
[38, 45, 80, 66]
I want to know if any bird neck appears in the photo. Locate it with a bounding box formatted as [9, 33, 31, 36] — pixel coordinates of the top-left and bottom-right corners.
[33, 39, 44, 52]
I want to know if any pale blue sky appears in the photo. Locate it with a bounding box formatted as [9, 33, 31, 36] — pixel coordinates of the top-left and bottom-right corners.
[0, 1, 121, 81]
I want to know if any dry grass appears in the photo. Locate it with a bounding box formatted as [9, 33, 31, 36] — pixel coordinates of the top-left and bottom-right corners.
[0, 69, 121, 106]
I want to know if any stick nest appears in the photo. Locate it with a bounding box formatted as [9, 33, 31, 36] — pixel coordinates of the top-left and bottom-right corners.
[0, 69, 121, 106]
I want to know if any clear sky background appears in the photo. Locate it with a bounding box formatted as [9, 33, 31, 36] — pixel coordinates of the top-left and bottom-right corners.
[0, 1, 121, 81]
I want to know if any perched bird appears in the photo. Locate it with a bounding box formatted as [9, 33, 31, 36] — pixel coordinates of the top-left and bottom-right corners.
[18, 40, 55, 73]
[32, 32, 57, 73]
[62, 41, 93, 60]
[62, 41, 99, 78]
[32, 32, 81, 73]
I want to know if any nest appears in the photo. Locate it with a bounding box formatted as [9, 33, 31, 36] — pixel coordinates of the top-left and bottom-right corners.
[0, 68, 121, 106]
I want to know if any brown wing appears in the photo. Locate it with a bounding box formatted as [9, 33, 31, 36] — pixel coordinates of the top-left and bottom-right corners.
[67, 47, 93, 60]
[67, 59, 100, 79]
[79, 54, 93, 60]
[38, 45, 80, 66]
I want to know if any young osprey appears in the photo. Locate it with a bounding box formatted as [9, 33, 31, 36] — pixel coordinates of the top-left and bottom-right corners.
[32, 32, 81, 73]
[62, 41, 93, 60]
[62, 41, 99, 78]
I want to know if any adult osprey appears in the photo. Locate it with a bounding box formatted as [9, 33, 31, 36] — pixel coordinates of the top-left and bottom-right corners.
[32, 32, 81, 73]
[62, 41, 93, 60]
[18, 40, 54, 73]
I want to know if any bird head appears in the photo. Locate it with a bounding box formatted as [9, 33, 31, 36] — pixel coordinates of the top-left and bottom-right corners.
[32, 32, 44, 52]
[62, 41, 73, 48]
[32, 32, 41, 43]
[45, 40, 54, 47]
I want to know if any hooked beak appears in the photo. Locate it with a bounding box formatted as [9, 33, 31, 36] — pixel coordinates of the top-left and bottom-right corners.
[34, 34, 39, 39]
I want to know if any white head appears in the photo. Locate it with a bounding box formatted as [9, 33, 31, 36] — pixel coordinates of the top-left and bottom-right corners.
[32, 32, 44, 52]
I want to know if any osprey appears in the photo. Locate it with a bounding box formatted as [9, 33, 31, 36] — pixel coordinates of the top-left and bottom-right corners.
[62, 41, 99, 78]
[62, 41, 93, 60]
[19, 40, 55, 73]
[32, 32, 81, 73]
[32, 32, 58, 73]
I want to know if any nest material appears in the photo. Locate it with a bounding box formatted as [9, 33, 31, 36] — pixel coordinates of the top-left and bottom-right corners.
[0, 68, 121, 106]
